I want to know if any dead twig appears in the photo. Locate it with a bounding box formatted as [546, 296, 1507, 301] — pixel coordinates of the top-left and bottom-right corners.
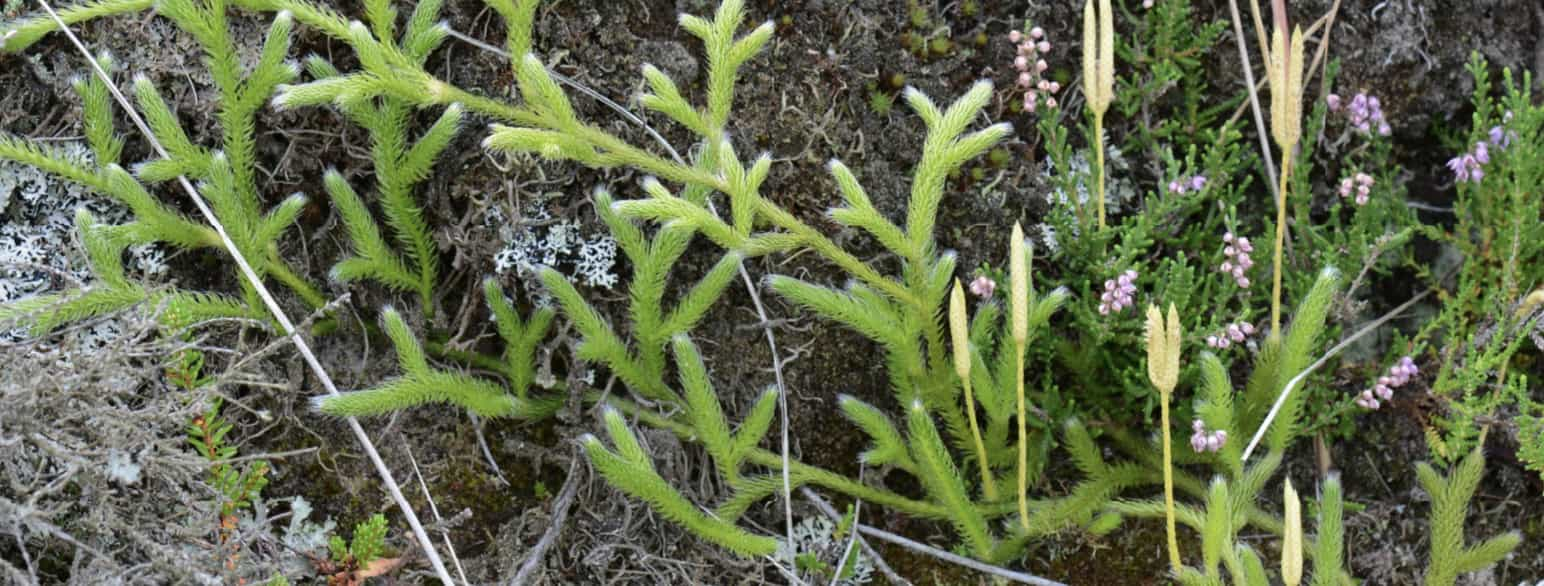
[803, 487, 1068, 586]
[510, 453, 583, 585]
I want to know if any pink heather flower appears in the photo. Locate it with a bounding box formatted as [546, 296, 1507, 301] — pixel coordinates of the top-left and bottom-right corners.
[1374, 384, 1393, 400]
[1340, 172, 1375, 206]
[1167, 174, 1208, 195]
[1448, 149, 1486, 184]
[1473, 142, 1489, 165]
[1489, 125, 1512, 148]
[1009, 28, 1056, 117]
[1208, 322, 1254, 349]
[969, 275, 997, 299]
[1356, 390, 1380, 410]
[1098, 270, 1138, 314]
[1190, 420, 1227, 453]
[1359, 356, 1418, 410]
[1333, 91, 1389, 137]
[1219, 232, 1254, 288]
[1143, 0, 1154, 7]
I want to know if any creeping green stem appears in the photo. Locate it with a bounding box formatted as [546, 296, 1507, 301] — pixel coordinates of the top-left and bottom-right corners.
[266, 245, 326, 309]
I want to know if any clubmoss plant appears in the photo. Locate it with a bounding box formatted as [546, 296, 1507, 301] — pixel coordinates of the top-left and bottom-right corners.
[1261, 9, 1306, 335]
[1, 3, 326, 330]
[1418, 448, 1523, 586]
[328, 513, 390, 568]
[241, 0, 1408, 568]
[0, 209, 262, 333]
[1102, 268, 1340, 572]
[314, 290, 558, 419]
[297, 0, 461, 315]
[1010, 222, 1032, 530]
[950, 278, 995, 501]
[12, 0, 1535, 578]
[1144, 302, 1182, 572]
[1081, 0, 1115, 229]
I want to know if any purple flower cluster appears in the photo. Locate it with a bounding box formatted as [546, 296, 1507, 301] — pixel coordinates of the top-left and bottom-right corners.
[1205, 321, 1256, 349]
[969, 275, 997, 299]
[1327, 92, 1391, 136]
[1447, 123, 1512, 184]
[1488, 124, 1512, 149]
[1008, 27, 1059, 112]
[1337, 172, 1375, 206]
[1166, 174, 1208, 195]
[1098, 270, 1137, 315]
[1219, 232, 1254, 289]
[1447, 142, 1491, 184]
[1190, 420, 1228, 453]
[1356, 356, 1418, 410]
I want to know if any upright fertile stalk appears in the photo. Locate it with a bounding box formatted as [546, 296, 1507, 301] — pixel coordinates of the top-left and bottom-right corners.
[1145, 304, 1182, 572]
[1263, 8, 1306, 334]
[951, 279, 997, 500]
[1082, 0, 1115, 229]
[1282, 478, 1304, 586]
[1010, 222, 1031, 530]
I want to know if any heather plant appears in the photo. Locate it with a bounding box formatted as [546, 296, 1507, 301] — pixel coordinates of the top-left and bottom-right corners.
[187, 398, 271, 540]
[1112, 0, 1228, 160]
[1411, 55, 1544, 465]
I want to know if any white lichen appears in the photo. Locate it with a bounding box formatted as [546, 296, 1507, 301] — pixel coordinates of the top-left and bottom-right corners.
[488, 191, 618, 289]
[773, 516, 874, 585]
[1, 143, 165, 340]
[1041, 143, 1136, 217]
